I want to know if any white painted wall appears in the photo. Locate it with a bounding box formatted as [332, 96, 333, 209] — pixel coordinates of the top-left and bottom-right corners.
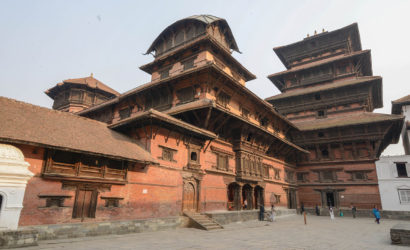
[376, 155, 410, 211]
[0, 144, 33, 230]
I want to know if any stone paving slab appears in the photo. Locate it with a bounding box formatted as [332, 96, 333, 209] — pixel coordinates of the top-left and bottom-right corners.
[25, 214, 403, 250]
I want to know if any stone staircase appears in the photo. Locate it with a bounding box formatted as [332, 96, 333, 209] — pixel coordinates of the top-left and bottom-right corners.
[184, 211, 223, 230]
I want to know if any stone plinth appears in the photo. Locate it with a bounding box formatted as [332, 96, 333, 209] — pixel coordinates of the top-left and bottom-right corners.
[0, 228, 38, 248]
[391, 223, 410, 245]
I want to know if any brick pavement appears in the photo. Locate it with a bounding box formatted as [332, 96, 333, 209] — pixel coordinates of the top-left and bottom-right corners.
[27, 214, 403, 250]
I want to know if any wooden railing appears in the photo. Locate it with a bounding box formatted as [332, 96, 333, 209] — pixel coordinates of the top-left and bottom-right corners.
[45, 161, 127, 181]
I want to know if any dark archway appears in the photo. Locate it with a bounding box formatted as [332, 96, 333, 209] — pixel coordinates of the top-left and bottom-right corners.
[242, 184, 253, 210]
[254, 186, 264, 209]
[227, 182, 240, 210]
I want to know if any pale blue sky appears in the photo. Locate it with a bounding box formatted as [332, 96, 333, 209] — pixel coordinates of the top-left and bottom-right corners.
[1, 0, 409, 155]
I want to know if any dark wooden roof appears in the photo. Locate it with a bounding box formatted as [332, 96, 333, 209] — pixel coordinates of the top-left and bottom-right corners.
[45, 75, 120, 99]
[295, 112, 403, 131]
[392, 94, 410, 114]
[266, 76, 382, 109]
[273, 23, 362, 69]
[139, 34, 256, 81]
[0, 97, 157, 164]
[267, 50, 372, 91]
[109, 109, 217, 139]
[145, 15, 239, 55]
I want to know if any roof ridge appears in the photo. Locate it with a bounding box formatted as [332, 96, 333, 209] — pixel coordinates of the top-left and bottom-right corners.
[0, 96, 110, 127]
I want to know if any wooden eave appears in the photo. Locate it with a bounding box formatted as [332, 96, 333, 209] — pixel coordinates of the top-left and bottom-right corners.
[266, 76, 383, 109]
[140, 34, 255, 81]
[145, 15, 240, 55]
[295, 113, 404, 131]
[163, 98, 308, 154]
[392, 94, 410, 114]
[45, 80, 119, 99]
[0, 137, 156, 165]
[273, 23, 362, 69]
[108, 109, 217, 140]
[267, 49, 372, 91]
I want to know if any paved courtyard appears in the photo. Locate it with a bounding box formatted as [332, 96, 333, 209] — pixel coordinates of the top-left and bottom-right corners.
[28, 214, 404, 250]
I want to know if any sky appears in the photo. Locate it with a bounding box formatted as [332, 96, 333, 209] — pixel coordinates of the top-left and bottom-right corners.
[1, 0, 409, 155]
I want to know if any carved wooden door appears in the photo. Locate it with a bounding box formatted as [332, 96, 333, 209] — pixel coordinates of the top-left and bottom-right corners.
[183, 182, 196, 211]
[73, 188, 98, 221]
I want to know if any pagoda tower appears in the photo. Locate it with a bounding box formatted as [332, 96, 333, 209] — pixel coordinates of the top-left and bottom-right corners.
[45, 74, 119, 113]
[266, 24, 403, 210]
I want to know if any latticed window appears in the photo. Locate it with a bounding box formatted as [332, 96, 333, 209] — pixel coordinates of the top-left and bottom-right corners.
[176, 87, 195, 104]
[399, 189, 410, 203]
[322, 171, 334, 181]
[119, 108, 131, 120]
[161, 147, 175, 162]
[297, 173, 305, 182]
[160, 69, 169, 80]
[217, 154, 229, 171]
[353, 172, 365, 180]
[274, 169, 280, 180]
[216, 91, 231, 107]
[183, 58, 195, 71]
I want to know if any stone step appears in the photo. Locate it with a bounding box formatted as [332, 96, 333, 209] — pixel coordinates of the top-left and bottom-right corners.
[183, 212, 224, 231]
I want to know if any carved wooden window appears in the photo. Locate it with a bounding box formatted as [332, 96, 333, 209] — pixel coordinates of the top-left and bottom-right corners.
[322, 171, 334, 181]
[297, 173, 306, 182]
[353, 172, 365, 180]
[159, 146, 176, 162]
[119, 107, 131, 120]
[338, 64, 347, 74]
[241, 107, 250, 120]
[285, 170, 294, 182]
[216, 91, 231, 107]
[216, 154, 229, 171]
[315, 93, 321, 100]
[38, 195, 71, 208]
[165, 37, 173, 50]
[176, 87, 195, 104]
[101, 197, 123, 208]
[317, 110, 326, 118]
[396, 163, 408, 177]
[263, 165, 270, 178]
[186, 26, 195, 40]
[160, 68, 170, 80]
[183, 58, 195, 71]
[398, 189, 410, 203]
[71, 90, 82, 102]
[274, 169, 280, 180]
[260, 117, 269, 128]
[321, 148, 329, 159]
[175, 30, 184, 45]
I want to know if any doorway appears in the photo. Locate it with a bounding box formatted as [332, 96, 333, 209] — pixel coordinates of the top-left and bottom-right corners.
[182, 182, 197, 212]
[287, 189, 297, 209]
[254, 186, 264, 209]
[242, 184, 253, 210]
[73, 188, 98, 221]
[326, 192, 335, 207]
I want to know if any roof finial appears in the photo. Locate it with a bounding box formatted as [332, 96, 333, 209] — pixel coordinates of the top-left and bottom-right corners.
[90, 72, 93, 77]
[322, 28, 325, 33]
[314, 30, 317, 35]
[307, 33, 310, 37]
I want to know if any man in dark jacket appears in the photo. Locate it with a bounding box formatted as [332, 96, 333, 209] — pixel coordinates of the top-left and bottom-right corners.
[259, 203, 265, 221]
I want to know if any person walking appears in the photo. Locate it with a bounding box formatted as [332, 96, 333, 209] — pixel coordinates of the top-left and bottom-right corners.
[300, 203, 305, 215]
[351, 204, 357, 218]
[329, 206, 335, 220]
[315, 204, 320, 216]
[243, 199, 248, 210]
[267, 204, 275, 222]
[372, 205, 381, 224]
[259, 203, 265, 221]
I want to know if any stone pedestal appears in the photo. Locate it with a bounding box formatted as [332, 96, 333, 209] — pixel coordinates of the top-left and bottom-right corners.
[391, 223, 410, 245]
[0, 144, 34, 230]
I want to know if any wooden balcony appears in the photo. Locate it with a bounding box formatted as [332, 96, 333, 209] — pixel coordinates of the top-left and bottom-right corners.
[43, 160, 127, 184]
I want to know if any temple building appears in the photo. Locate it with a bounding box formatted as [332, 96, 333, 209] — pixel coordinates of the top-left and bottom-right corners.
[266, 23, 403, 211]
[0, 16, 404, 236]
